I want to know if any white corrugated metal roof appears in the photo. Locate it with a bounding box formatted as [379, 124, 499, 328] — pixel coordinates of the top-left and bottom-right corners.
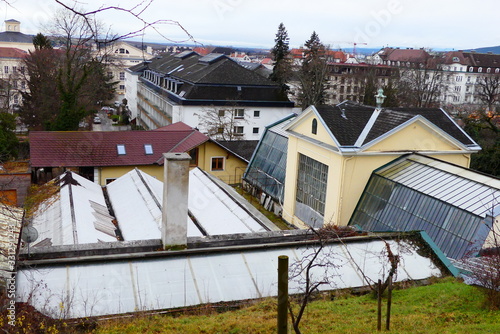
[107, 168, 270, 241]
[106, 168, 202, 240]
[16, 238, 444, 318]
[377, 154, 500, 218]
[31, 173, 117, 247]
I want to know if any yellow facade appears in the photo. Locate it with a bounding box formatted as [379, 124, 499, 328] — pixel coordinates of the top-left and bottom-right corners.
[283, 108, 474, 228]
[96, 141, 248, 186]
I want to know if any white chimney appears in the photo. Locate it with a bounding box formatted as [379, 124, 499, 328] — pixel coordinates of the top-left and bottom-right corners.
[162, 152, 190, 249]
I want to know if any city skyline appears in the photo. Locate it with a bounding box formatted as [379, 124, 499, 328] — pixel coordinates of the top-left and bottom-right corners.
[3, 0, 500, 51]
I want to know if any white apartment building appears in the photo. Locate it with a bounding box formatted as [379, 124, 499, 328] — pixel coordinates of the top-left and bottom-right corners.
[127, 51, 295, 139]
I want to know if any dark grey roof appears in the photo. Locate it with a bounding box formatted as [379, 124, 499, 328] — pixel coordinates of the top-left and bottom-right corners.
[141, 52, 292, 106]
[148, 52, 275, 86]
[215, 140, 259, 162]
[0, 31, 33, 43]
[315, 102, 477, 148]
[315, 103, 375, 146]
[369, 108, 475, 146]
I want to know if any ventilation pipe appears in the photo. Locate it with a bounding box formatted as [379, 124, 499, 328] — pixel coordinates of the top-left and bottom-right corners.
[162, 152, 190, 249]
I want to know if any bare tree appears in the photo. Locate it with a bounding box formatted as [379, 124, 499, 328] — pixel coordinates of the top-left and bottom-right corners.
[396, 63, 450, 108]
[20, 9, 117, 131]
[195, 106, 249, 141]
[475, 74, 500, 111]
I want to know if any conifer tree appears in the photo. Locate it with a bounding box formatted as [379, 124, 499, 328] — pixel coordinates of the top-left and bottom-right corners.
[298, 31, 328, 108]
[270, 23, 291, 89]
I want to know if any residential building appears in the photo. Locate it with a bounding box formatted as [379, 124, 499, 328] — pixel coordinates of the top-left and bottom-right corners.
[0, 46, 27, 111]
[279, 101, 480, 228]
[372, 47, 500, 109]
[29, 122, 250, 185]
[0, 20, 34, 52]
[95, 40, 154, 104]
[129, 51, 294, 138]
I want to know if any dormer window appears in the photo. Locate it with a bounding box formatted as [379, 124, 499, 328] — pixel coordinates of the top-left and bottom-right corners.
[312, 118, 318, 135]
[144, 144, 153, 155]
[117, 144, 126, 155]
[452, 56, 460, 62]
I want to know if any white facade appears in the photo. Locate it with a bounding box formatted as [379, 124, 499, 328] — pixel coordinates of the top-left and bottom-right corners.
[136, 80, 294, 138]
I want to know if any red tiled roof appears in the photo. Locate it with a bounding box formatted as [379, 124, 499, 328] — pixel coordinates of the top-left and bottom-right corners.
[0, 47, 27, 58]
[29, 124, 209, 167]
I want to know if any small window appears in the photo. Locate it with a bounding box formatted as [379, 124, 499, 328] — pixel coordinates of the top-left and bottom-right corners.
[487, 68, 491, 73]
[234, 108, 244, 119]
[234, 126, 244, 135]
[117, 144, 126, 155]
[312, 118, 318, 135]
[4, 66, 8, 74]
[496, 68, 500, 74]
[189, 148, 198, 166]
[218, 109, 225, 117]
[12, 66, 17, 73]
[217, 127, 224, 134]
[253, 127, 259, 134]
[119, 85, 125, 90]
[211, 157, 224, 171]
[119, 72, 125, 80]
[478, 67, 483, 73]
[144, 144, 153, 155]
[452, 57, 459, 62]
[469, 67, 473, 72]
[106, 178, 116, 184]
[253, 110, 260, 118]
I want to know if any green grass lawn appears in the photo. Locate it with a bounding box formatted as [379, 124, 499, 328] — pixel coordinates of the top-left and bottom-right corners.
[94, 277, 500, 334]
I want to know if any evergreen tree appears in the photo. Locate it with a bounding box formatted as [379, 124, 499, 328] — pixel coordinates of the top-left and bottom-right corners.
[0, 112, 18, 161]
[270, 23, 291, 89]
[32, 33, 53, 50]
[298, 31, 328, 108]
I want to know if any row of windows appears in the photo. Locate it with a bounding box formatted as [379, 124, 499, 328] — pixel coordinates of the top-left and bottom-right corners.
[218, 109, 260, 118]
[216, 126, 260, 135]
[469, 67, 500, 73]
[2, 66, 25, 74]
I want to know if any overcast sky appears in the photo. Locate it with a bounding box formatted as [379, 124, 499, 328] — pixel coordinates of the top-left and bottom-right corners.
[3, 0, 499, 51]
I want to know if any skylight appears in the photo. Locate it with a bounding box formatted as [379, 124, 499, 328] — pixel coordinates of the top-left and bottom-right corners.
[144, 144, 153, 155]
[117, 144, 126, 155]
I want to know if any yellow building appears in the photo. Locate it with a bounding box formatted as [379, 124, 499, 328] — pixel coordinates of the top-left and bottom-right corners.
[281, 102, 481, 228]
[30, 122, 250, 186]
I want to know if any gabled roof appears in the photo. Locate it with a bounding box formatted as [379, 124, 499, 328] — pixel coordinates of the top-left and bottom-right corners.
[29, 122, 209, 167]
[377, 47, 430, 63]
[288, 101, 480, 152]
[0, 46, 27, 58]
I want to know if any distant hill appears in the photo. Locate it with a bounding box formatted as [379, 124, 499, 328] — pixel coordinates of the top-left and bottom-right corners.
[464, 45, 500, 54]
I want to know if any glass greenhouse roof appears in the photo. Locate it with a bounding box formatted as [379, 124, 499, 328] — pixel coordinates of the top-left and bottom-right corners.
[350, 154, 500, 259]
[244, 115, 295, 201]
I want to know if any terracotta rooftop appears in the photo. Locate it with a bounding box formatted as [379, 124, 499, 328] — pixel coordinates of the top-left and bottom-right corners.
[0, 46, 27, 58]
[29, 122, 209, 167]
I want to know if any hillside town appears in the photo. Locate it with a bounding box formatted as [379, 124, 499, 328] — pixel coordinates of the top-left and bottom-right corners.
[0, 3, 499, 333]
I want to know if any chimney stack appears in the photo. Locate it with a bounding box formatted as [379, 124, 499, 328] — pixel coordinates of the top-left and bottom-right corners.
[162, 152, 190, 249]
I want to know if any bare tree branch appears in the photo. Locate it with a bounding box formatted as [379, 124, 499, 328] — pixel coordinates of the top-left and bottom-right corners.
[53, 0, 199, 44]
